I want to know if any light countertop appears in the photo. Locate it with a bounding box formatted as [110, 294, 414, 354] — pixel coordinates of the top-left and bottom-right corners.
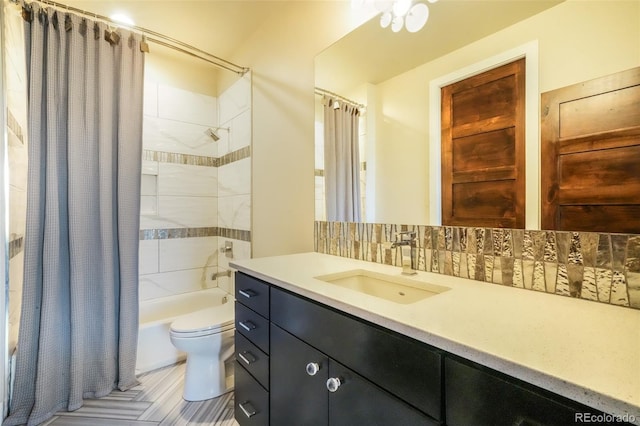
[230, 253, 640, 423]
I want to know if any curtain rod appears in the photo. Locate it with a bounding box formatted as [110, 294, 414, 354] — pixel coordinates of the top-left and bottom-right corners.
[10, 0, 250, 76]
[315, 87, 365, 109]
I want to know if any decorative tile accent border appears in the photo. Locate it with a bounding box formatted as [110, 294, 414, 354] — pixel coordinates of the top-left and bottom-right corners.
[143, 150, 217, 167]
[314, 221, 640, 310]
[218, 146, 251, 167]
[140, 226, 251, 242]
[6, 109, 24, 143]
[9, 236, 24, 260]
[217, 227, 251, 242]
[143, 146, 251, 168]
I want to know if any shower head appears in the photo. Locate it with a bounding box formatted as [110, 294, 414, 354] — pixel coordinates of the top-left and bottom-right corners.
[205, 128, 220, 141]
[204, 127, 230, 142]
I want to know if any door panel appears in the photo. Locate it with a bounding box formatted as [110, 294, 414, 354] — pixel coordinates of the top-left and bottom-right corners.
[541, 66, 640, 232]
[558, 84, 640, 138]
[452, 180, 516, 228]
[270, 324, 328, 426]
[442, 58, 525, 228]
[328, 360, 438, 426]
[453, 128, 515, 172]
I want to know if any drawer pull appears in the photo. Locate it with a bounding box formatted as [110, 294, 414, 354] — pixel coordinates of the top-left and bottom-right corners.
[239, 289, 257, 299]
[305, 362, 320, 376]
[238, 401, 257, 418]
[238, 351, 256, 365]
[326, 377, 342, 392]
[514, 416, 544, 426]
[238, 320, 256, 332]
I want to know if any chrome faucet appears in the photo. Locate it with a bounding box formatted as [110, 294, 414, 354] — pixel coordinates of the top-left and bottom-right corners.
[391, 231, 418, 275]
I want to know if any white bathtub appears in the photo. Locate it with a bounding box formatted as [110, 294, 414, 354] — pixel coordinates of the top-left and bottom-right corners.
[136, 288, 231, 374]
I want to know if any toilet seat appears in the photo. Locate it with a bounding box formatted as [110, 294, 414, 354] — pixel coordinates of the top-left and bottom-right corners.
[170, 302, 234, 338]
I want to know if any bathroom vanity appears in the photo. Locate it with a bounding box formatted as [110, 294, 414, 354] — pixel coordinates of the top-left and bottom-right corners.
[231, 253, 640, 426]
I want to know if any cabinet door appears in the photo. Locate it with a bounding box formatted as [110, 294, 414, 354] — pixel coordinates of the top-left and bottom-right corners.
[445, 357, 619, 426]
[270, 324, 329, 426]
[328, 360, 439, 426]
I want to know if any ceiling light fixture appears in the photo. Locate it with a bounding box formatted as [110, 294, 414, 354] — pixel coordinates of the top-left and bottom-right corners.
[109, 13, 135, 27]
[376, 0, 436, 33]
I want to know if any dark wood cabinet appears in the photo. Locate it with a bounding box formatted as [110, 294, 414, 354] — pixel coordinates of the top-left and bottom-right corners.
[270, 322, 437, 426]
[235, 271, 628, 426]
[445, 356, 633, 426]
[234, 272, 270, 426]
[270, 286, 441, 425]
[270, 286, 442, 421]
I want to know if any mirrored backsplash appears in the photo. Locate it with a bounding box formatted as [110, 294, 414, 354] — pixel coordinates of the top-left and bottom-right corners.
[314, 221, 640, 310]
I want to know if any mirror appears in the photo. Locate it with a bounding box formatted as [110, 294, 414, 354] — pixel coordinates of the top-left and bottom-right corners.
[314, 0, 639, 228]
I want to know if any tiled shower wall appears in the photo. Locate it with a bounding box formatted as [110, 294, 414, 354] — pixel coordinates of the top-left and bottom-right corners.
[138, 74, 251, 301]
[4, 3, 27, 352]
[315, 221, 640, 310]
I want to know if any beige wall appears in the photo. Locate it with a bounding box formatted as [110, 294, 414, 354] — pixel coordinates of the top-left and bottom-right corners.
[372, 0, 640, 225]
[229, 2, 374, 257]
[145, 45, 219, 97]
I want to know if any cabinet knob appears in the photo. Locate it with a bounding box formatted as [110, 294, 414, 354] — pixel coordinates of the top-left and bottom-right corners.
[305, 362, 320, 376]
[326, 377, 342, 392]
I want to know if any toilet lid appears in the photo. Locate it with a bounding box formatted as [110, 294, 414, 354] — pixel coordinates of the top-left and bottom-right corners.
[170, 302, 235, 335]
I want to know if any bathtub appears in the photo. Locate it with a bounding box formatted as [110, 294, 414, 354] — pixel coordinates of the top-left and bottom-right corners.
[136, 287, 231, 374]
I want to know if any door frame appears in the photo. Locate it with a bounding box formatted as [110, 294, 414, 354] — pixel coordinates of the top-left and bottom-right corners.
[428, 41, 540, 229]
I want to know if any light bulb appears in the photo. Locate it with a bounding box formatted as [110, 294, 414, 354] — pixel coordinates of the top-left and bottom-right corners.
[374, 0, 394, 12]
[110, 13, 135, 27]
[405, 3, 429, 33]
[380, 12, 392, 28]
[392, 0, 412, 17]
[391, 15, 404, 32]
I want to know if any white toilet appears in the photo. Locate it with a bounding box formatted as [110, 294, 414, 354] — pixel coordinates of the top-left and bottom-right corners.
[169, 301, 235, 401]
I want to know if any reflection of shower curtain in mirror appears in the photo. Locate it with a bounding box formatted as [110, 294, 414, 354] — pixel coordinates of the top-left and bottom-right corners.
[323, 97, 361, 222]
[4, 3, 144, 425]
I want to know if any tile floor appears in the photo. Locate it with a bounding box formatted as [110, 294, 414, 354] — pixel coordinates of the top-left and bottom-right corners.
[39, 362, 238, 426]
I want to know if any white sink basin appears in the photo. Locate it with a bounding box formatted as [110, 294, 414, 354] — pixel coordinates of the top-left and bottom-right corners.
[314, 269, 450, 304]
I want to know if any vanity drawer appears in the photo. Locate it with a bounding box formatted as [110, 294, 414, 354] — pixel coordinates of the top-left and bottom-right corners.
[235, 333, 269, 390]
[444, 357, 628, 426]
[235, 361, 269, 426]
[235, 302, 269, 354]
[235, 272, 270, 318]
[270, 287, 442, 421]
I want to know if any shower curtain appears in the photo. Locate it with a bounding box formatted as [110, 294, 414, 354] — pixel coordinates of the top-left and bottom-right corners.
[323, 96, 361, 222]
[4, 3, 145, 425]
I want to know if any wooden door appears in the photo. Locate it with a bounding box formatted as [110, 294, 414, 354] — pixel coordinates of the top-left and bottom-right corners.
[441, 58, 526, 228]
[541, 67, 640, 232]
